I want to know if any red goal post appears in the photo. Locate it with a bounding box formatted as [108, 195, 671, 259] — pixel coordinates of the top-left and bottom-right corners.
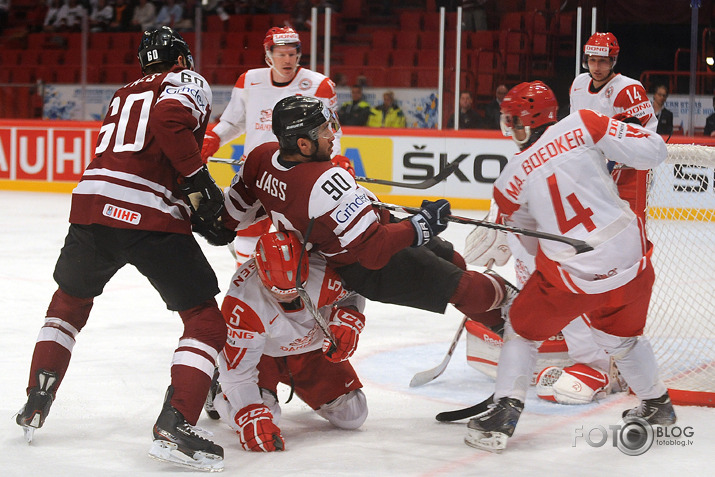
[645, 139, 715, 407]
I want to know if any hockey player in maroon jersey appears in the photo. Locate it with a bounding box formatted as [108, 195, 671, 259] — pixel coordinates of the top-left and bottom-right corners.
[206, 231, 368, 452]
[200, 26, 341, 266]
[464, 81, 675, 453]
[195, 95, 513, 335]
[15, 27, 227, 472]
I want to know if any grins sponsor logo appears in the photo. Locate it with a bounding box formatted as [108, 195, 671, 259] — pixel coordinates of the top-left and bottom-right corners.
[333, 192, 371, 224]
[166, 85, 205, 108]
[103, 204, 141, 225]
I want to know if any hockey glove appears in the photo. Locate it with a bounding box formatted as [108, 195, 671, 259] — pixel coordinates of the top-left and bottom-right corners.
[464, 227, 511, 267]
[201, 129, 221, 164]
[323, 307, 366, 363]
[235, 404, 285, 452]
[330, 155, 356, 178]
[192, 216, 236, 246]
[409, 199, 451, 247]
[611, 113, 642, 126]
[179, 165, 224, 223]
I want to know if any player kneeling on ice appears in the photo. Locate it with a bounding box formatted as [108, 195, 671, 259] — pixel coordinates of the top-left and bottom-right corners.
[464, 81, 676, 453]
[206, 231, 368, 452]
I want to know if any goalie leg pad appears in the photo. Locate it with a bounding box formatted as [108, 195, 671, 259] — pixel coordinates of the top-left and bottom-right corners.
[551, 364, 610, 404]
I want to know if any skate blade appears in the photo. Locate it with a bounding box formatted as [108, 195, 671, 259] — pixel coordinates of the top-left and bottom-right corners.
[464, 429, 508, 453]
[148, 440, 224, 473]
[21, 425, 35, 444]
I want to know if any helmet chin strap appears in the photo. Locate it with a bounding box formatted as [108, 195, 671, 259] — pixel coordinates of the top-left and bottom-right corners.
[265, 51, 300, 82]
[513, 126, 532, 148]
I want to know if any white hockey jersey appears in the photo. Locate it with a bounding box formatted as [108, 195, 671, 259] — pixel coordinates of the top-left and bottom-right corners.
[211, 66, 340, 157]
[570, 73, 656, 131]
[217, 254, 364, 414]
[493, 109, 666, 295]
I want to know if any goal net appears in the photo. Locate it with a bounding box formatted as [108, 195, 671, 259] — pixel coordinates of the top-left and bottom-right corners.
[645, 143, 715, 407]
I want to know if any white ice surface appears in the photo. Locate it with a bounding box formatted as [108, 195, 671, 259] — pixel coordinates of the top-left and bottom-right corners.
[1, 191, 713, 476]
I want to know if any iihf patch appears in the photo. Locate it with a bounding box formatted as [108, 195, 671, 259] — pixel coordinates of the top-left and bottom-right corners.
[103, 203, 141, 225]
[299, 79, 312, 90]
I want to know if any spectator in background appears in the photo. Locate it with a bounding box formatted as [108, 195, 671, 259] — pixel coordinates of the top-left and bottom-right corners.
[483, 83, 507, 129]
[175, 0, 197, 31]
[652, 84, 673, 136]
[54, 0, 86, 32]
[704, 94, 715, 136]
[27, 0, 49, 33]
[132, 0, 157, 31]
[156, 0, 183, 28]
[367, 90, 406, 128]
[89, 0, 114, 32]
[339, 85, 372, 126]
[447, 90, 482, 129]
[43, 0, 62, 32]
[461, 0, 488, 32]
[0, 0, 9, 35]
[291, 0, 313, 31]
[333, 72, 348, 87]
[109, 0, 133, 31]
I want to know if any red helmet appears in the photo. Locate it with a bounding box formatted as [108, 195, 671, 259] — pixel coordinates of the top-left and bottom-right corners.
[255, 231, 308, 303]
[263, 27, 302, 55]
[582, 32, 619, 68]
[500, 81, 558, 130]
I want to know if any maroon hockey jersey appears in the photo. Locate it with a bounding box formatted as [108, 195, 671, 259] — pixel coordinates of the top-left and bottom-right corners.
[223, 142, 415, 269]
[69, 66, 212, 234]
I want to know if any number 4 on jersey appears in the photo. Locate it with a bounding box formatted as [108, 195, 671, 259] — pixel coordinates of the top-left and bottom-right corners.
[547, 174, 596, 234]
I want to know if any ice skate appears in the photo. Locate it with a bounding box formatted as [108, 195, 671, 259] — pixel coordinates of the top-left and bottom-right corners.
[149, 386, 224, 472]
[204, 366, 221, 420]
[16, 369, 59, 444]
[465, 397, 524, 453]
[622, 392, 676, 426]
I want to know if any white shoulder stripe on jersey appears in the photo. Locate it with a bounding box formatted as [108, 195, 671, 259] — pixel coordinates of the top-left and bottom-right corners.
[82, 168, 187, 205]
[337, 211, 378, 248]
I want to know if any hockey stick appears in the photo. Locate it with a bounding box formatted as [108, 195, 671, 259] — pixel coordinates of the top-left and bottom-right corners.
[435, 394, 494, 422]
[373, 201, 594, 254]
[409, 251, 495, 388]
[208, 157, 459, 190]
[295, 218, 337, 354]
[409, 314, 470, 387]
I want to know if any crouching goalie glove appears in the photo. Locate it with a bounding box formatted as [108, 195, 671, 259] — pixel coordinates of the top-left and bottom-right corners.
[463, 227, 511, 267]
[179, 165, 224, 223]
[323, 307, 365, 363]
[235, 403, 285, 452]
